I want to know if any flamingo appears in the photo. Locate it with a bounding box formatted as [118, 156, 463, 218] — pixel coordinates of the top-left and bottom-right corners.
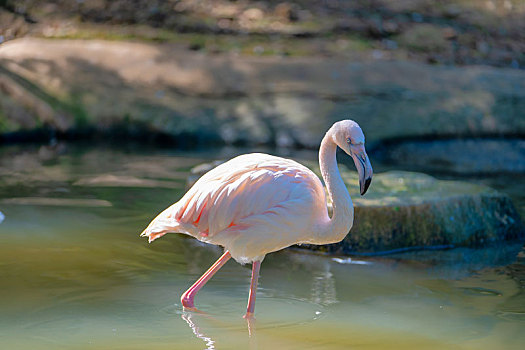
[140, 120, 373, 319]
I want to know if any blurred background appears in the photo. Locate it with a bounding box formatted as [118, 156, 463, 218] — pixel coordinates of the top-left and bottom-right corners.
[1, 1, 525, 349]
[1, 0, 524, 148]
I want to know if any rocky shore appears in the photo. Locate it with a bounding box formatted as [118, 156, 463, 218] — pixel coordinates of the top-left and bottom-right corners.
[1, 38, 524, 150]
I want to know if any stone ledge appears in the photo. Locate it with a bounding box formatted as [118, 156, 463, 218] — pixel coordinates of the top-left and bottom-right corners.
[308, 171, 524, 254]
[1, 38, 524, 148]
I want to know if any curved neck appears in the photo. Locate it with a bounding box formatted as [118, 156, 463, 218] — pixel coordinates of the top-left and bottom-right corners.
[318, 131, 354, 243]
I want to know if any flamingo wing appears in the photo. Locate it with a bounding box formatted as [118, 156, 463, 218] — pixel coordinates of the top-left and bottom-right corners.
[141, 153, 327, 261]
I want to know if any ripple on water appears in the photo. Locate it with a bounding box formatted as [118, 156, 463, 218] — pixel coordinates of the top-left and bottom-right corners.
[459, 287, 503, 297]
[496, 311, 525, 322]
[160, 295, 326, 330]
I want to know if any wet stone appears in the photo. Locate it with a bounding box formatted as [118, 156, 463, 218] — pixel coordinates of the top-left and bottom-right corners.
[309, 170, 524, 254]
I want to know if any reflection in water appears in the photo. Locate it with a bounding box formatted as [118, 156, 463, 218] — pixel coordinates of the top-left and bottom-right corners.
[181, 311, 261, 350]
[332, 257, 373, 265]
[311, 261, 337, 305]
[181, 312, 216, 350]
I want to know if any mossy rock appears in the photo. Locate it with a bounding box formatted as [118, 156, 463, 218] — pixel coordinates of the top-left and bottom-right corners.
[308, 170, 524, 254]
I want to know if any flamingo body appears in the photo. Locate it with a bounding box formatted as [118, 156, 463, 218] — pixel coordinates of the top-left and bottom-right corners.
[142, 153, 328, 263]
[141, 120, 373, 317]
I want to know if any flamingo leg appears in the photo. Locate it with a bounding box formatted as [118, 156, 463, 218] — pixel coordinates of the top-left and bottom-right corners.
[181, 250, 231, 310]
[243, 260, 261, 319]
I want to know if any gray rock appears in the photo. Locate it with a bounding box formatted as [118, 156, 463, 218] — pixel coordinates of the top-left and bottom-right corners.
[1, 38, 524, 148]
[377, 139, 525, 174]
[308, 170, 524, 254]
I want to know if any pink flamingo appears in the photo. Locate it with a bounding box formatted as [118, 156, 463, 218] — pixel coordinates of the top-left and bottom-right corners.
[141, 120, 372, 319]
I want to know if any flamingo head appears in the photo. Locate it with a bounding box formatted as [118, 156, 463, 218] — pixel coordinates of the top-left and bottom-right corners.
[332, 120, 373, 195]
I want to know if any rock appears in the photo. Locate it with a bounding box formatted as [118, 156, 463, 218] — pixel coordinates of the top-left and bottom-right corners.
[0, 38, 524, 147]
[0, 8, 30, 42]
[442, 27, 457, 40]
[308, 170, 524, 254]
[73, 174, 180, 188]
[274, 2, 300, 22]
[241, 8, 264, 22]
[0, 69, 72, 132]
[383, 21, 400, 35]
[376, 138, 525, 174]
[443, 4, 462, 19]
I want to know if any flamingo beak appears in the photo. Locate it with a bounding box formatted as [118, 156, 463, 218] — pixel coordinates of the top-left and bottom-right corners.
[351, 147, 373, 195]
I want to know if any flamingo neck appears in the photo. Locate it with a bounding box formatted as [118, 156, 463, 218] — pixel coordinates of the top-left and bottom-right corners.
[318, 130, 354, 243]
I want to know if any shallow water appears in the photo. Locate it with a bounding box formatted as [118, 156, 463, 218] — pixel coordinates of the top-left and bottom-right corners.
[0, 144, 524, 349]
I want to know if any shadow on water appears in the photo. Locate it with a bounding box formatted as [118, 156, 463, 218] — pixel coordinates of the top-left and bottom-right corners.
[0, 142, 524, 349]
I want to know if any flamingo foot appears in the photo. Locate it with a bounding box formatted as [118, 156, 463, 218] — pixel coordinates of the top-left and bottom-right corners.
[243, 312, 255, 320]
[181, 291, 196, 309]
[181, 294, 205, 313]
[183, 306, 205, 314]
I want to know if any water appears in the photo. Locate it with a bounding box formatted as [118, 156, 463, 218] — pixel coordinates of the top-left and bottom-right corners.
[0, 143, 524, 349]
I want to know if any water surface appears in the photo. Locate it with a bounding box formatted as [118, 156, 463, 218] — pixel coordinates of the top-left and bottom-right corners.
[0, 144, 523, 349]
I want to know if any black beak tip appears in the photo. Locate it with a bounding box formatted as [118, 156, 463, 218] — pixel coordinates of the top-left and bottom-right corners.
[360, 177, 372, 196]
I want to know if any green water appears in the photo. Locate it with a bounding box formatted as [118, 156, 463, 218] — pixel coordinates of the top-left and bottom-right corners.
[0, 144, 524, 349]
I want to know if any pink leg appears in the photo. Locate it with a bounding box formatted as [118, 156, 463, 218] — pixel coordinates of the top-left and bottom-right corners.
[181, 250, 231, 310]
[243, 260, 261, 319]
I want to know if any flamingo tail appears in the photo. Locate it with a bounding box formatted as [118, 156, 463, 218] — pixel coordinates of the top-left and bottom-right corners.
[140, 208, 181, 243]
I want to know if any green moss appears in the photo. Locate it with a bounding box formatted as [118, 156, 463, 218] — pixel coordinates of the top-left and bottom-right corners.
[0, 65, 94, 131]
[35, 22, 373, 58]
[70, 102, 89, 128]
[0, 108, 9, 132]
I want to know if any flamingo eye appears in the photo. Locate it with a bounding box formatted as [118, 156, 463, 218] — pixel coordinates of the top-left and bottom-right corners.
[346, 138, 352, 145]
